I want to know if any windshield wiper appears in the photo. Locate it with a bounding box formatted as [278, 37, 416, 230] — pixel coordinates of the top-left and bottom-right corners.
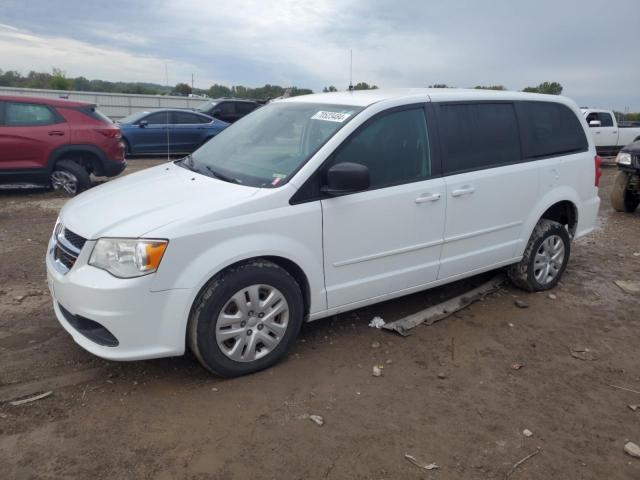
[177, 154, 196, 171]
[204, 165, 243, 185]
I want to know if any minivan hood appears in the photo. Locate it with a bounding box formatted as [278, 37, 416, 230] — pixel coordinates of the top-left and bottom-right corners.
[60, 162, 259, 239]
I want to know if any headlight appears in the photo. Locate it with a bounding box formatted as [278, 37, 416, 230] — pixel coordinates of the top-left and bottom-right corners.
[616, 152, 632, 166]
[89, 238, 168, 278]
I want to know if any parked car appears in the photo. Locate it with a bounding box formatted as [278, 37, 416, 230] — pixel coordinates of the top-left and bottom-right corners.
[611, 140, 640, 213]
[0, 95, 125, 195]
[582, 109, 640, 157]
[118, 109, 227, 155]
[47, 89, 600, 377]
[194, 98, 260, 123]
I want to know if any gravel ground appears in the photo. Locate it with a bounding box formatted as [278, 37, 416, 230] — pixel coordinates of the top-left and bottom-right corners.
[0, 160, 639, 479]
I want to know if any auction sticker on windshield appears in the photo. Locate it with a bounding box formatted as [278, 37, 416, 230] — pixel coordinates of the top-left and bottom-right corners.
[311, 111, 351, 122]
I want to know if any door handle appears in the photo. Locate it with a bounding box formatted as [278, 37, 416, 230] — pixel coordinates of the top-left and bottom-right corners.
[415, 193, 441, 204]
[451, 186, 475, 197]
[48, 131, 65, 136]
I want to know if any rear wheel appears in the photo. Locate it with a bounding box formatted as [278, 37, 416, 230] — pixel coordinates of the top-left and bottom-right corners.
[188, 260, 304, 377]
[508, 219, 571, 292]
[50, 160, 91, 196]
[122, 138, 131, 157]
[611, 171, 639, 213]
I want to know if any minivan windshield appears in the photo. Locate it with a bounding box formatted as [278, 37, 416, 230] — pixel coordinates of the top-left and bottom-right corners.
[195, 100, 217, 113]
[190, 102, 363, 187]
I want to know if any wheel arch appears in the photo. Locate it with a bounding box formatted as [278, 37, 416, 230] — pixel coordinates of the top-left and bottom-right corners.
[197, 256, 312, 319]
[517, 188, 581, 257]
[48, 144, 106, 175]
[540, 200, 578, 237]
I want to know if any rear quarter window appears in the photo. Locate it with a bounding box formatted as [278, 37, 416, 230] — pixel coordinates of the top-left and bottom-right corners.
[518, 102, 588, 158]
[76, 105, 113, 124]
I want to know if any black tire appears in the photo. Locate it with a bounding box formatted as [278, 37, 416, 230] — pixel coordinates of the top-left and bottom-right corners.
[508, 219, 571, 292]
[188, 260, 304, 377]
[122, 138, 131, 157]
[611, 171, 639, 213]
[50, 160, 91, 196]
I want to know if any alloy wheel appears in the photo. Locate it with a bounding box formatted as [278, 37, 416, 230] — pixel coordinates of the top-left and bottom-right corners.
[51, 170, 78, 195]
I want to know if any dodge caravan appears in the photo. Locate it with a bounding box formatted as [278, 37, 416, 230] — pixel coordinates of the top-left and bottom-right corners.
[46, 89, 601, 377]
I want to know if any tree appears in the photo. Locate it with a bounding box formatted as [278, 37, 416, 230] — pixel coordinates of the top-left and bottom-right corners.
[49, 68, 72, 90]
[352, 82, 378, 90]
[173, 82, 192, 96]
[474, 85, 506, 91]
[428, 84, 450, 88]
[323, 85, 338, 92]
[522, 81, 563, 95]
[208, 83, 233, 98]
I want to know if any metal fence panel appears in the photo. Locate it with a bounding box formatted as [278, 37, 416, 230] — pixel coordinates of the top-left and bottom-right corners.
[0, 86, 207, 120]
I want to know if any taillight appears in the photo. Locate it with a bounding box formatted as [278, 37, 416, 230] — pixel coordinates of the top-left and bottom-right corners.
[97, 128, 121, 139]
[594, 155, 602, 187]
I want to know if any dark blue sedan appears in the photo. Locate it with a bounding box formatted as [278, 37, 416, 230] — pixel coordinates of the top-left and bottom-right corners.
[118, 109, 228, 155]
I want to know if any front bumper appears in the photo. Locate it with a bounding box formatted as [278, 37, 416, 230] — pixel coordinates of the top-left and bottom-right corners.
[46, 236, 193, 361]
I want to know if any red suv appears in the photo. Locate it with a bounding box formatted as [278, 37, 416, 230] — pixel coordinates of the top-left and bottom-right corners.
[0, 95, 126, 195]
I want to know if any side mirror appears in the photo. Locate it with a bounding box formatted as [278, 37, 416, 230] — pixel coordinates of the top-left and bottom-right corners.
[589, 120, 601, 127]
[322, 162, 370, 196]
[138, 120, 148, 128]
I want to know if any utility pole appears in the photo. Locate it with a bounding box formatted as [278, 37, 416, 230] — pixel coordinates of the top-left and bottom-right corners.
[191, 73, 194, 91]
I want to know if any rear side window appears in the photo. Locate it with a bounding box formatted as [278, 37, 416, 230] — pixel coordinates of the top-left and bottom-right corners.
[438, 103, 521, 174]
[172, 111, 206, 124]
[5, 102, 59, 126]
[331, 107, 431, 188]
[519, 102, 588, 158]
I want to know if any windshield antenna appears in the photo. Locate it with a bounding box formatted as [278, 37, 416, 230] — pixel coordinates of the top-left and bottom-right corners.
[348, 49, 354, 91]
[165, 64, 171, 162]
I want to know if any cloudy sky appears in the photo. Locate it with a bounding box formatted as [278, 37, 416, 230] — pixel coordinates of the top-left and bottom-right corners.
[1, 0, 639, 109]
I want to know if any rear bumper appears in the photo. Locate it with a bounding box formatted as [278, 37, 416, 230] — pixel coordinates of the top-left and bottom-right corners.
[97, 158, 127, 177]
[576, 195, 600, 239]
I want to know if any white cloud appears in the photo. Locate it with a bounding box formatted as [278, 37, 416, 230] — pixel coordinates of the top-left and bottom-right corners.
[0, 24, 212, 86]
[0, 0, 639, 109]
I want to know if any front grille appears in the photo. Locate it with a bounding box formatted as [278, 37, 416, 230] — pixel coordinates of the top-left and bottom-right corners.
[54, 244, 77, 269]
[63, 228, 86, 251]
[52, 226, 86, 274]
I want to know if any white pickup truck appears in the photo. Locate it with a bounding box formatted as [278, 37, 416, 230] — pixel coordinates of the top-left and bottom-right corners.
[582, 109, 640, 157]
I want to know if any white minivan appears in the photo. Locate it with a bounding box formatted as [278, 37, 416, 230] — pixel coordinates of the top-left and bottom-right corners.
[47, 89, 601, 376]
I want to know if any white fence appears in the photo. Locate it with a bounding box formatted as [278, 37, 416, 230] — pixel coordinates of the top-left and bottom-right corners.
[0, 86, 207, 120]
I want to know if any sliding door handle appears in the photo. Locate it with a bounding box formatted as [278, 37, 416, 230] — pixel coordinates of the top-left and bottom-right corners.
[451, 186, 475, 197]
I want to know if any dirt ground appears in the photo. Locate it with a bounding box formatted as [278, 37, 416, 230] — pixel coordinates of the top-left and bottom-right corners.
[0, 160, 639, 480]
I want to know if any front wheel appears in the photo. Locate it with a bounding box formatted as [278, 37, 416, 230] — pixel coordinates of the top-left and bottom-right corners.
[50, 160, 91, 196]
[188, 260, 304, 377]
[508, 219, 571, 292]
[611, 171, 639, 213]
